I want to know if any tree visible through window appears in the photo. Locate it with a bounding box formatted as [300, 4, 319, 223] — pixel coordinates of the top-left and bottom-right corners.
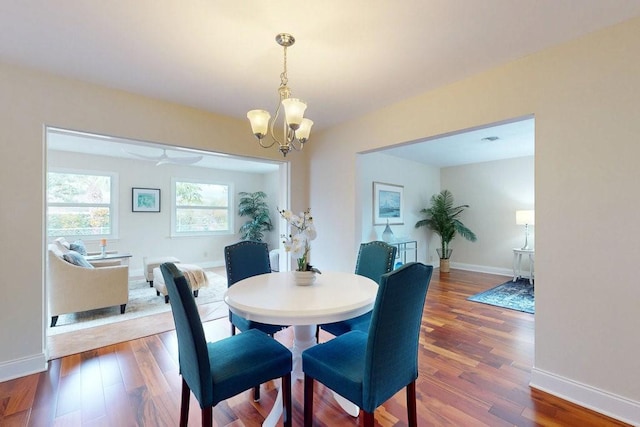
[47, 171, 115, 237]
[174, 180, 230, 234]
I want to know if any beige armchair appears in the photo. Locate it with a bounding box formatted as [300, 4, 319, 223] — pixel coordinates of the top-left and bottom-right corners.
[47, 244, 129, 327]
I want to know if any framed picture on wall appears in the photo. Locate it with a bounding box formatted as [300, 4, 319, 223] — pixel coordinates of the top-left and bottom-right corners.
[373, 182, 404, 225]
[132, 187, 161, 212]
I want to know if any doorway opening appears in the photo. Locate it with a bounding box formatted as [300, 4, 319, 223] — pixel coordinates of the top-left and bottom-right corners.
[45, 127, 289, 358]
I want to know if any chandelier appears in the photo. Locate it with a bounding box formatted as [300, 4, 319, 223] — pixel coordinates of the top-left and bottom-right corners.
[247, 33, 313, 157]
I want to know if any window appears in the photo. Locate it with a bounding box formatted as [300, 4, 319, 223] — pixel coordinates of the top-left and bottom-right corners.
[47, 170, 118, 238]
[173, 179, 231, 235]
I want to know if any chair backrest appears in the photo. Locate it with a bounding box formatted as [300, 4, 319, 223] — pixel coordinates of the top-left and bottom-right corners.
[355, 241, 397, 283]
[224, 241, 272, 286]
[160, 262, 214, 407]
[362, 262, 433, 412]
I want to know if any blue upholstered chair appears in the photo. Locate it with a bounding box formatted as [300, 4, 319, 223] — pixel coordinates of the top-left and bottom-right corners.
[302, 262, 433, 427]
[160, 262, 292, 427]
[224, 241, 285, 337]
[224, 241, 287, 401]
[318, 241, 397, 338]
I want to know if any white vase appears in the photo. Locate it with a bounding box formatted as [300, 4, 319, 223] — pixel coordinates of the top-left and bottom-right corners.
[292, 270, 317, 286]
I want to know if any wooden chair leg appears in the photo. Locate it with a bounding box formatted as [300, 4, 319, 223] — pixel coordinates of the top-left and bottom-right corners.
[201, 406, 212, 426]
[362, 411, 374, 427]
[282, 373, 292, 427]
[180, 378, 190, 427]
[407, 380, 417, 427]
[304, 374, 314, 427]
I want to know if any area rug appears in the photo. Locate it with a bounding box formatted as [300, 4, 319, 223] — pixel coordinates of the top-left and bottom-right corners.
[47, 271, 228, 336]
[467, 277, 534, 314]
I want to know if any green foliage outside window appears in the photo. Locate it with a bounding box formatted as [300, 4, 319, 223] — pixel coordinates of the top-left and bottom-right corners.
[47, 172, 112, 236]
[175, 181, 229, 233]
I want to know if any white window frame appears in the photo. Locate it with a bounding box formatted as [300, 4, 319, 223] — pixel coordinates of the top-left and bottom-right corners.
[171, 177, 233, 237]
[47, 168, 119, 240]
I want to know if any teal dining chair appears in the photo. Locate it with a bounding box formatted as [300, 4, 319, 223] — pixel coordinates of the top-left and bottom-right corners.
[224, 241, 285, 336]
[302, 262, 433, 427]
[224, 240, 287, 401]
[160, 262, 292, 427]
[318, 241, 397, 339]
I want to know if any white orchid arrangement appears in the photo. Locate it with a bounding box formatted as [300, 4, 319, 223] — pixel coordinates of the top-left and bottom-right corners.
[279, 208, 320, 272]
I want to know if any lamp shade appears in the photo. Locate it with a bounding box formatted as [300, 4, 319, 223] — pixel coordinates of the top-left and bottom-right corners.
[281, 98, 307, 130]
[515, 210, 535, 225]
[247, 110, 271, 138]
[295, 118, 314, 143]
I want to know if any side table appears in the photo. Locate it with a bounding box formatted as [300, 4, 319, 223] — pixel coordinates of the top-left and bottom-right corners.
[512, 248, 534, 284]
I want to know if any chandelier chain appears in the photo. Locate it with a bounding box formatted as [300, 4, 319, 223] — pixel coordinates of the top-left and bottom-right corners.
[280, 46, 288, 88]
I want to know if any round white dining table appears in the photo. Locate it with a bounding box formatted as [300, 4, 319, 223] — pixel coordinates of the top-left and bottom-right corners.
[225, 270, 378, 376]
[224, 270, 378, 425]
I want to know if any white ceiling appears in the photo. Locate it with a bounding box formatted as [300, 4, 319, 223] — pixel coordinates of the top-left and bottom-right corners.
[4, 1, 640, 166]
[383, 116, 535, 167]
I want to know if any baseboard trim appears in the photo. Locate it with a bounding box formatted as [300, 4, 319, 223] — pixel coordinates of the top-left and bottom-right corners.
[449, 262, 513, 277]
[530, 368, 640, 426]
[0, 352, 48, 383]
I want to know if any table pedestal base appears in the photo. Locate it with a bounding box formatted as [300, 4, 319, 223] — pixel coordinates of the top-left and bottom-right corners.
[292, 325, 317, 379]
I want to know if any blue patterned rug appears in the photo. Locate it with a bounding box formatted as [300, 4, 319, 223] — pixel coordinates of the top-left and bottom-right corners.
[467, 278, 534, 314]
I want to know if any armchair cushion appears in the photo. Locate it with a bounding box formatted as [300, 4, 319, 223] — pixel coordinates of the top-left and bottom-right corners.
[54, 238, 70, 254]
[69, 239, 87, 255]
[63, 250, 94, 268]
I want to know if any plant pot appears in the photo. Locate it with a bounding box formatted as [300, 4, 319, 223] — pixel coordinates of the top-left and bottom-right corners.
[439, 258, 450, 273]
[436, 248, 453, 259]
[292, 270, 317, 286]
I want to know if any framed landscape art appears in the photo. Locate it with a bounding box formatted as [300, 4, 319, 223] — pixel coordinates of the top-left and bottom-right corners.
[132, 187, 160, 212]
[373, 182, 404, 225]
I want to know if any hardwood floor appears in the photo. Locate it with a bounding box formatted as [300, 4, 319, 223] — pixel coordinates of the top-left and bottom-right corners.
[0, 269, 630, 426]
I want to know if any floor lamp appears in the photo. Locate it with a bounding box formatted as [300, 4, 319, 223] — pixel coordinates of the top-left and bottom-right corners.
[516, 210, 535, 250]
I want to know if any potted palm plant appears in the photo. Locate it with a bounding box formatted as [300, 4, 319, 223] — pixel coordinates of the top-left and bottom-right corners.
[415, 189, 477, 272]
[238, 191, 273, 241]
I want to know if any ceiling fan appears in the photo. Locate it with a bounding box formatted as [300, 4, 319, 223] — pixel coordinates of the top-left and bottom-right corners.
[125, 148, 203, 166]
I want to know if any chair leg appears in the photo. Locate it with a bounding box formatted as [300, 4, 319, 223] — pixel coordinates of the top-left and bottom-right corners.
[282, 373, 292, 427]
[201, 406, 212, 427]
[231, 324, 236, 336]
[362, 411, 374, 426]
[253, 385, 261, 401]
[304, 374, 314, 427]
[50, 316, 58, 327]
[407, 380, 417, 427]
[180, 378, 190, 427]
[120, 304, 126, 314]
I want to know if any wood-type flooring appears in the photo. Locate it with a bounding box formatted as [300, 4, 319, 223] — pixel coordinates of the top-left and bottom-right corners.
[0, 269, 631, 426]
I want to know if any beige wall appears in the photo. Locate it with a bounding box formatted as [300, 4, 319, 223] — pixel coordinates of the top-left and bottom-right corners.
[356, 151, 441, 264]
[0, 62, 307, 379]
[2, 15, 640, 424]
[309, 17, 640, 424]
[356, 151, 535, 274]
[442, 155, 535, 273]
